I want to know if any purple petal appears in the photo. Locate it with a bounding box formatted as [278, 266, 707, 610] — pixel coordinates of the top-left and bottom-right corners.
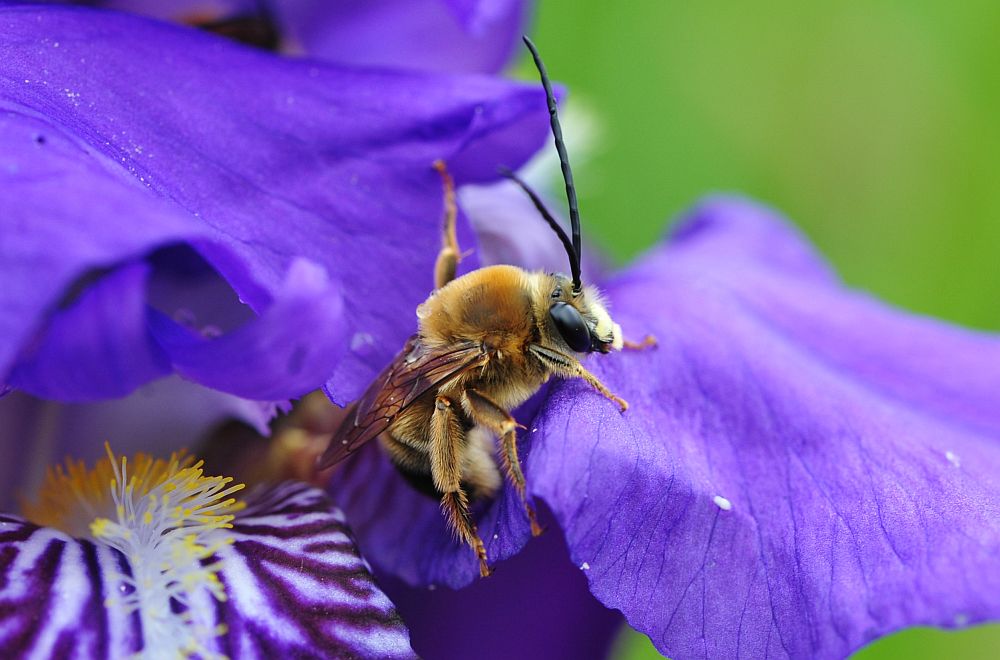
[381, 507, 623, 660]
[0, 482, 414, 657]
[149, 258, 345, 400]
[329, 434, 535, 588]
[96, 0, 254, 22]
[461, 178, 610, 281]
[7, 262, 169, 400]
[0, 5, 549, 401]
[530, 196, 1000, 658]
[271, 0, 526, 73]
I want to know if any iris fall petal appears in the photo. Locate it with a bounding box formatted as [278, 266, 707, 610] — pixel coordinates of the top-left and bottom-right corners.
[530, 196, 1000, 658]
[1, 477, 414, 658]
[329, 195, 1000, 659]
[271, 0, 525, 73]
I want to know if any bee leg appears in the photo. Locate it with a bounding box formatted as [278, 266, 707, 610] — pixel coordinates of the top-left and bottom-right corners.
[462, 389, 543, 537]
[432, 160, 461, 289]
[529, 344, 629, 412]
[623, 334, 657, 350]
[430, 395, 491, 577]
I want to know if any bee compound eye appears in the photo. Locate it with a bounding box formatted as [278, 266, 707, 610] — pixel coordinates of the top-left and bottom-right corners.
[549, 302, 591, 353]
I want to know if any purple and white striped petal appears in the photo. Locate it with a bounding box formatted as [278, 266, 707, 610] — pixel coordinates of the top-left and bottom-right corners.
[0, 517, 143, 656]
[213, 482, 415, 658]
[0, 482, 413, 658]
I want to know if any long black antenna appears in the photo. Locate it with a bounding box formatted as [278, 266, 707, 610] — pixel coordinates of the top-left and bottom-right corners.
[523, 35, 582, 294]
[500, 168, 581, 287]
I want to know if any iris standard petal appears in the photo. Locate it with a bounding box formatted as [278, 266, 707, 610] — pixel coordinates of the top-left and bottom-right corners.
[149, 258, 345, 400]
[96, 0, 255, 23]
[271, 0, 526, 73]
[0, 5, 548, 402]
[7, 262, 170, 400]
[530, 196, 1000, 659]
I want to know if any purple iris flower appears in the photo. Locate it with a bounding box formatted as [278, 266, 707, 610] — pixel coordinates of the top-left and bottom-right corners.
[0, 1, 543, 655]
[3, 2, 999, 659]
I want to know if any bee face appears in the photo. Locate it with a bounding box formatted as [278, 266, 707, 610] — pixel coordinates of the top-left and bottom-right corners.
[544, 275, 623, 355]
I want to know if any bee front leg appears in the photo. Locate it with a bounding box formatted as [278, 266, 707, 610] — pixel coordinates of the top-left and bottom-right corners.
[529, 344, 629, 412]
[432, 160, 461, 289]
[463, 389, 542, 537]
[623, 334, 657, 350]
[430, 395, 491, 577]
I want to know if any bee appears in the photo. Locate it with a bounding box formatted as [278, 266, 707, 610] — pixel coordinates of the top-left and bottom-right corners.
[319, 37, 652, 577]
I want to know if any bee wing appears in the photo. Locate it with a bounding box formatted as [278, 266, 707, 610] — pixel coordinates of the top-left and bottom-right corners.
[318, 335, 486, 469]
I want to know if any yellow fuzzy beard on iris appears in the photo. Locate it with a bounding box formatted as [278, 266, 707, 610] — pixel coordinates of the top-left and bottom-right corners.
[23, 443, 246, 657]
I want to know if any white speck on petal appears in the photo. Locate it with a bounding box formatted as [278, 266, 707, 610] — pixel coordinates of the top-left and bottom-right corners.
[954, 612, 970, 626]
[713, 495, 732, 511]
[580, 562, 590, 571]
[945, 451, 961, 468]
[350, 332, 374, 351]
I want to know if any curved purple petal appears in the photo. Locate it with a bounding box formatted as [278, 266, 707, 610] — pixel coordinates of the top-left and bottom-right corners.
[149, 258, 345, 400]
[0, 5, 549, 402]
[381, 507, 623, 660]
[329, 430, 536, 587]
[530, 196, 1000, 659]
[0, 481, 415, 657]
[271, 0, 526, 73]
[7, 262, 170, 400]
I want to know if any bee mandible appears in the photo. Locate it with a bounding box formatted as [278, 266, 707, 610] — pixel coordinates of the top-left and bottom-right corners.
[319, 36, 652, 577]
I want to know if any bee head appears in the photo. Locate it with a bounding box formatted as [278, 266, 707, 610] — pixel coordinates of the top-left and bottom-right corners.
[547, 277, 622, 354]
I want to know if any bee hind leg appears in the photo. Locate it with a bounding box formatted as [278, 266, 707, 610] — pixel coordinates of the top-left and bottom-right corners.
[431, 395, 491, 577]
[432, 160, 461, 289]
[463, 389, 543, 537]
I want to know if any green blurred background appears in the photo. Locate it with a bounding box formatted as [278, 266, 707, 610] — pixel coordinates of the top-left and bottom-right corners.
[527, 1, 1000, 658]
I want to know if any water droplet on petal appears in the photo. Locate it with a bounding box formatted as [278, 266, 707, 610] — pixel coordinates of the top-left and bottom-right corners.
[713, 495, 732, 511]
[945, 451, 961, 468]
